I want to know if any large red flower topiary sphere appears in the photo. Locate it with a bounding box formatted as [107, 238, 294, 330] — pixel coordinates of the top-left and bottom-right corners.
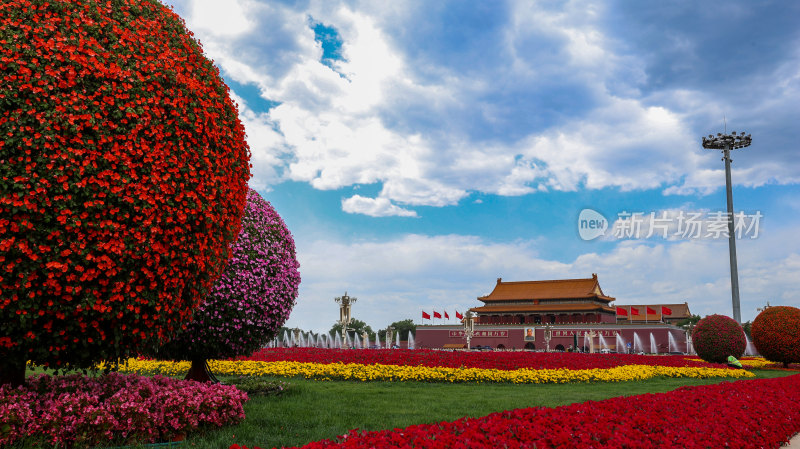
[691, 314, 745, 364]
[751, 306, 800, 368]
[157, 189, 300, 381]
[0, 0, 251, 384]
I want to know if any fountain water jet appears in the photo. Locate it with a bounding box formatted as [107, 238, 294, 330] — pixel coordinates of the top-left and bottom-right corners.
[667, 332, 678, 354]
[649, 333, 657, 354]
[598, 334, 608, 351]
[407, 331, 416, 350]
[744, 332, 757, 356]
[633, 332, 643, 353]
[616, 333, 628, 354]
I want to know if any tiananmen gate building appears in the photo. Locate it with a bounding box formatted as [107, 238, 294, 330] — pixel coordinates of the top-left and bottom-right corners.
[416, 274, 695, 353]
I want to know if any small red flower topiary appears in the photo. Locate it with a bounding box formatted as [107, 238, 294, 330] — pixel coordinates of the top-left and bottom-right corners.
[751, 306, 800, 368]
[691, 314, 745, 364]
[0, 0, 250, 385]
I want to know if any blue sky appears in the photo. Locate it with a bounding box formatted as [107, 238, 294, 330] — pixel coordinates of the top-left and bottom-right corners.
[169, 0, 800, 332]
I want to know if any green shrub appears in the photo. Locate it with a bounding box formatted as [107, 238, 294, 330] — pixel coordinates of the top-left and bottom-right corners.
[229, 377, 289, 396]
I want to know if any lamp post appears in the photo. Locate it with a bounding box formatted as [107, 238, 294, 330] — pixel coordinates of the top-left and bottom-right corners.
[543, 323, 553, 352]
[586, 329, 597, 353]
[702, 130, 752, 323]
[462, 310, 476, 350]
[386, 326, 394, 349]
[335, 292, 356, 345]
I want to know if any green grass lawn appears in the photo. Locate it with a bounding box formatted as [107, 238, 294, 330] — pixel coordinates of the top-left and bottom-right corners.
[182, 369, 797, 449]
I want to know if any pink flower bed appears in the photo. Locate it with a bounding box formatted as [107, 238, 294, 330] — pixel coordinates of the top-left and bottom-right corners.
[243, 348, 730, 370]
[234, 374, 800, 449]
[0, 373, 248, 448]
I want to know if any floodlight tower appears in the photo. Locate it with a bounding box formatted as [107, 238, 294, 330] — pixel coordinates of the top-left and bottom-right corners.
[701, 130, 752, 323]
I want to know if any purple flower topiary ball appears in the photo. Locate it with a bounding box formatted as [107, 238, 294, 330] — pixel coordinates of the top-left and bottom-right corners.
[158, 189, 300, 360]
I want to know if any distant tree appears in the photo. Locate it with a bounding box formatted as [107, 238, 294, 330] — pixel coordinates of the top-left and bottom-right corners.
[742, 321, 752, 338]
[390, 319, 417, 339]
[677, 314, 702, 328]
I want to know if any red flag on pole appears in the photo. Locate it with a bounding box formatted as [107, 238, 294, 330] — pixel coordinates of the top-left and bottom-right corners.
[422, 311, 431, 320]
[456, 310, 464, 320]
[444, 310, 450, 319]
[661, 306, 672, 316]
[616, 307, 628, 316]
[630, 307, 640, 316]
[433, 310, 442, 319]
[646, 306, 657, 315]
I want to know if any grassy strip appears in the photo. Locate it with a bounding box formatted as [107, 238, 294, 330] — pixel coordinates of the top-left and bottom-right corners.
[185, 370, 795, 449]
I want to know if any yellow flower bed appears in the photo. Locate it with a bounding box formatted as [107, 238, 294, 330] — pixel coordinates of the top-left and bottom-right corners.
[683, 356, 775, 369]
[117, 359, 754, 384]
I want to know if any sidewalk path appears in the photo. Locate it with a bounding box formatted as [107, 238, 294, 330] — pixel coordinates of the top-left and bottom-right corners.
[785, 433, 800, 448]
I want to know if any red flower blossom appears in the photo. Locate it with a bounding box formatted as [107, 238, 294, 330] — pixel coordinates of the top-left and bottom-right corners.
[692, 314, 746, 364]
[752, 306, 800, 367]
[0, 0, 250, 373]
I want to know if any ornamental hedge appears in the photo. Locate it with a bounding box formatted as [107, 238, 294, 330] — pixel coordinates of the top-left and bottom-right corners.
[751, 306, 800, 368]
[157, 189, 299, 374]
[0, 0, 251, 382]
[691, 314, 745, 364]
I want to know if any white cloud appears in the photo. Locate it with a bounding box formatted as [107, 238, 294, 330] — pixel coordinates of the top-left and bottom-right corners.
[186, 0, 256, 37]
[227, 91, 287, 191]
[284, 229, 800, 332]
[172, 0, 800, 216]
[341, 195, 418, 217]
[507, 98, 697, 193]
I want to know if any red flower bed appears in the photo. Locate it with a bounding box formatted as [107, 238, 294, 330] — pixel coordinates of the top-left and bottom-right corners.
[233, 374, 800, 449]
[242, 348, 728, 370]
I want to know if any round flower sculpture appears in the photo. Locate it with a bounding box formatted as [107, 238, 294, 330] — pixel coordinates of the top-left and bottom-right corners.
[0, 0, 251, 386]
[691, 314, 746, 364]
[751, 306, 800, 368]
[157, 189, 300, 381]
